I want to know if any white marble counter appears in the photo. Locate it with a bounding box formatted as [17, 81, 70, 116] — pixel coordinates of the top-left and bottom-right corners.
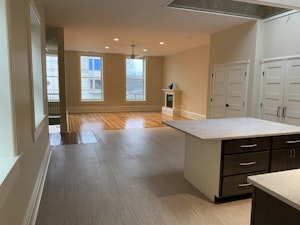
[163, 117, 300, 140]
[248, 169, 300, 211]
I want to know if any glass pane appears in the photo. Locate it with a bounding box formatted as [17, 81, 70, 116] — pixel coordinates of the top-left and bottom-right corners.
[80, 56, 103, 101]
[126, 58, 145, 100]
[126, 80, 144, 100]
[46, 55, 59, 101]
[126, 59, 143, 79]
[95, 79, 101, 89]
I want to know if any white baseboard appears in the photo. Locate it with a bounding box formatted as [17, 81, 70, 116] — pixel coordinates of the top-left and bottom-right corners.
[180, 110, 206, 120]
[22, 144, 51, 225]
[67, 105, 161, 113]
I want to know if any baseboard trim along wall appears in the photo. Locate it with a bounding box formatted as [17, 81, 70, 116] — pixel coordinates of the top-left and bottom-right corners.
[67, 105, 162, 113]
[180, 110, 206, 120]
[22, 144, 51, 225]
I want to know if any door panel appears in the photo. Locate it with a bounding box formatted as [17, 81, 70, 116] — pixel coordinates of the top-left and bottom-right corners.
[283, 59, 300, 126]
[270, 149, 289, 172]
[227, 65, 246, 118]
[261, 61, 286, 122]
[211, 67, 228, 118]
[290, 148, 300, 170]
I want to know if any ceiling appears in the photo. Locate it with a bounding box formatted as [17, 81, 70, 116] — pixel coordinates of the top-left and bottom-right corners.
[43, 0, 291, 57]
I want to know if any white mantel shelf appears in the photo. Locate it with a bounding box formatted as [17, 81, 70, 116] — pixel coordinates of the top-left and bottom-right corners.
[161, 89, 182, 93]
[163, 117, 300, 140]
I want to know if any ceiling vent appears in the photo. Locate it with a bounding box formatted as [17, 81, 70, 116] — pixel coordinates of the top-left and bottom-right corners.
[167, 0, 289, 19]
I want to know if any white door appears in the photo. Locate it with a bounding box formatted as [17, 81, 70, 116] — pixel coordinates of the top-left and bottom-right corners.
[211, 63, 248, 119]
[260, 60, 286, 122]
[283, 59, 300, 126]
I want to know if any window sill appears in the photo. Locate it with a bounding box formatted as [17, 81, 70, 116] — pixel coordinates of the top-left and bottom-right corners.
[0, 154, 22, 209]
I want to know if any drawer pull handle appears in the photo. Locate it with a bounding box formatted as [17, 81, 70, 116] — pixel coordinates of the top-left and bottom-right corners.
[238, 183, 252, 187]
[286, 140, 300, 144]
[239, 161, 256, 166]
[240, 144, 257, 148]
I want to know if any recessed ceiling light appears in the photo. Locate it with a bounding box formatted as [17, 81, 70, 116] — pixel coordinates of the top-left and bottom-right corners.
[143, 49, 147, 52]
[114, 38, 119, 41]
[160, 42, 165, 45]
[105, 46, 110, 49]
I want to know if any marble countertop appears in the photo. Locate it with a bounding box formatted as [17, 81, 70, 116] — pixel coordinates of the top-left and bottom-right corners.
[248, 169, 300, 211]
[163, 117, 300, 140]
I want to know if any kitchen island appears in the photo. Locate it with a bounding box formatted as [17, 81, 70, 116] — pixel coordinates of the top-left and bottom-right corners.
[163, 117, 300, 202]
[248, 169, 300, 225]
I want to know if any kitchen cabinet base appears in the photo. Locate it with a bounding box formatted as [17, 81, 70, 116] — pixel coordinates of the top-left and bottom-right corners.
[251, 187, 300, 225]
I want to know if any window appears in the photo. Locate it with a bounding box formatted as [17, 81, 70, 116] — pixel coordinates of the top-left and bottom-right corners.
[80, 55, 103, 101]
[126, 58, 146, 101]
[30, 3, 46, 135]
[46, 54, 59, 101]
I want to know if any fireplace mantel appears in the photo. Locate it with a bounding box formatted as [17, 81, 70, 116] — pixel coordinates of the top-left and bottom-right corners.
[161, 89, 181, 116]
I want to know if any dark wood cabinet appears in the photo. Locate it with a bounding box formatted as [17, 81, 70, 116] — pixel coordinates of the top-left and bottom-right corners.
[271, 147, 300, 172]
[218, 134, 300, 199]
[223, 137, 271, 154]
[223, 151, 269, 176]
[220, 137, 271, 198]
[251, 187, 300, 225]
[271, 135, 300, 172]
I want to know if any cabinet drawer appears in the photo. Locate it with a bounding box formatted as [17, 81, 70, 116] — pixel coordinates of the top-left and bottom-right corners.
[223, 151, 269, 176]
[223, 137, 271, 154]
[272, 134, 300, 149]
[221, 172, 266, 198]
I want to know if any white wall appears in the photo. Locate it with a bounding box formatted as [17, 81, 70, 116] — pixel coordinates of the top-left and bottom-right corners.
[0, 0, 50, 225]
[163, 45, 210, 119]
[261, 11, 300, 59]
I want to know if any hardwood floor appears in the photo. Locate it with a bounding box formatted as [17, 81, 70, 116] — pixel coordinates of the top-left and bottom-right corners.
[37, 127, 251, 225]
[49, 112, 189, 145]
[49, 131, 98, 145]
[68, 111, 189, 132]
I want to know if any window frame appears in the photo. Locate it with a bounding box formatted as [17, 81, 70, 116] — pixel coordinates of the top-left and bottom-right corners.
[125, 57, 146, 102]
[29, 2, 47, 142]
[0, 0, 21, 210]
[80, 54, 104, 102]
[46, 53, 60, 102]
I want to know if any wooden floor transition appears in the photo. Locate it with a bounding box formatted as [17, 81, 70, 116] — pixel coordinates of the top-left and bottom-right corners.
[49, 112, 189, 145]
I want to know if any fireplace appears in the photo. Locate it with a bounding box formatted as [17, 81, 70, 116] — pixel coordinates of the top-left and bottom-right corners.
[161, 89, 181, 116]
[166, 94, 173, 108]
